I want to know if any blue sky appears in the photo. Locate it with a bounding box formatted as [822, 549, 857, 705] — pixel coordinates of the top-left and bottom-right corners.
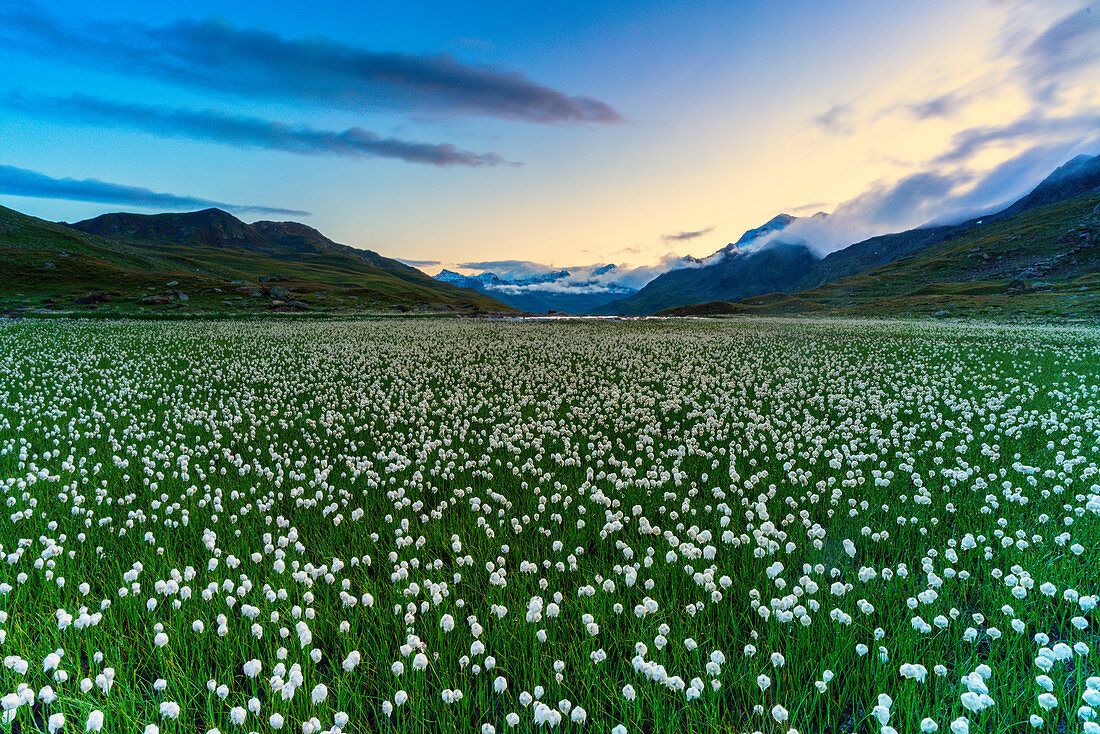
[2, 0, 1098, 276]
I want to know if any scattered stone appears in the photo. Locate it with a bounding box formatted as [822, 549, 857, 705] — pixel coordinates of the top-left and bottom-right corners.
[270, 285, 291, 301]
[259, 274, 288, 283]
[43, 261, 57, 269]
[166, 280, 179, 287]
[139, 295, 171, 305]
[933, 310, 950, 318]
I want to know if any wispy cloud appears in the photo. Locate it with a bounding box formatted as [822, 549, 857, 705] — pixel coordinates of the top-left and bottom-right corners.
[810, 103, 855, 136]
[755, 141, 1096, 255]
[5, 93, 512, 167]
[397, 258, 441, 267]
[1017, 5, 1100, 104]
[904, 90, 969, 120]
[660, 226, 715, 242]
[0, 164, 308, 215]
[0, 4, 621, 125]
[933, 109, 1100, 164]
[457, 260, 539, 272]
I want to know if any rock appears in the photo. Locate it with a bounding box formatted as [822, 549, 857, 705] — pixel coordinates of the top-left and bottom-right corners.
[259, 274, 288, 283]
[75, 294, 110, 305]
[177, 293, 189, 302]
[933, 310, 950, 318]
[43, 261, 57, 269]
[140, 295, 171, 305]
[166, 280, 179, 287]
[270, 286, 291, 301]
[230, 280, 245, 285]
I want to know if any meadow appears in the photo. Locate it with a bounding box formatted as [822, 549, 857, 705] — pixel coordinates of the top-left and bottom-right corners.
[0, 316, 1097, 734]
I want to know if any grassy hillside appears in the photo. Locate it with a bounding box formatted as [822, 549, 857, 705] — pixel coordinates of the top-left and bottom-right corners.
[656, 191, 1100, 320]
[0, 205, 512, 315]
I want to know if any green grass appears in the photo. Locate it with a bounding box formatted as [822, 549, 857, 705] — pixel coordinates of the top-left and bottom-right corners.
[0, 317, 1097, 733]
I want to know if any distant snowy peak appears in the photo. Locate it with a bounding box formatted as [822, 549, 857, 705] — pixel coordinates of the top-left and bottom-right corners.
[733, 213, 796, 246]
[701, 212, 815, 261]
[436, 269, 508, 287]
[434, 266, 635, 295]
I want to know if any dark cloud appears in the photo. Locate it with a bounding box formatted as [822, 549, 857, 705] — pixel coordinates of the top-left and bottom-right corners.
[810, 103, 855, 136]
[660, 226, 715, 242]
[1018, 6, 1100, 103]
[0, 4, 620, 125]
[0, 164, 308, 216]
[5, 93, 512, 167]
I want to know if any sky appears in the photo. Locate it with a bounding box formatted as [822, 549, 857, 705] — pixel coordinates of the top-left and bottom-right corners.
[2, 0, 1099, 281]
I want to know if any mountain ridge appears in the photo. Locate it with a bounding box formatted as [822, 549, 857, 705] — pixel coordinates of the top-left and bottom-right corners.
[2, 205, 511, 314]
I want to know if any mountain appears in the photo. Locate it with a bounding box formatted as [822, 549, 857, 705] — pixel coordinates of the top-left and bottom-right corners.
[656, 185, 1100, 320]
[994, 154, 1100, 220]
[0, 206, 511, 314]
[596, 152, 1100, 315]
[432, 265, 637, 314]
[591, 213, 810, 315]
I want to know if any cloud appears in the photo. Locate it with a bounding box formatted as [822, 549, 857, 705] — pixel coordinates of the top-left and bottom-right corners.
[810, 103, 855, 136]
[0, 164, 308, 216]
[905, 91, 968, 120]
[0, 4, 621, 125]
[927, 139, 1093, 220]
[397, 258, 441, 267]
[755, 141, 1098, 255]
[457, 260, 540, 273]
[933, 110, 1100, 164]
[4, 93, 512, 167]
[660, 226, 715, 242]
[1018, 5, 1100, 103]
[786, 201, 830, 215]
